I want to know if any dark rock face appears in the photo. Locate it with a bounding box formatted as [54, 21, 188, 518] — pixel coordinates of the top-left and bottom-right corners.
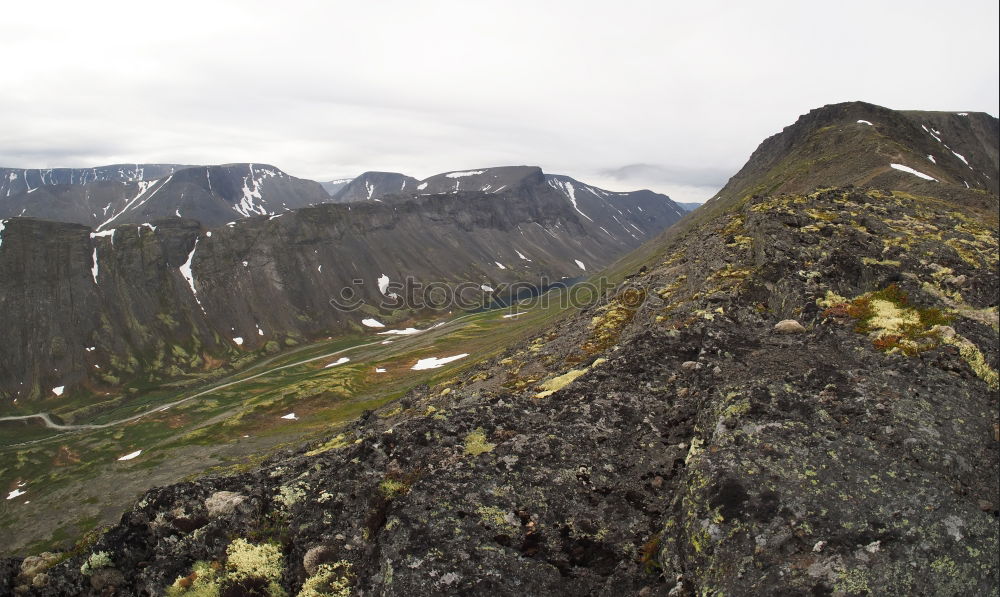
[0, 164, 331, 228]
[0, 182, 683, 403]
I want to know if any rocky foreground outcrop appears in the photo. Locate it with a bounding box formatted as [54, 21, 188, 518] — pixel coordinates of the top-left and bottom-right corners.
[5, 183, 997, 596]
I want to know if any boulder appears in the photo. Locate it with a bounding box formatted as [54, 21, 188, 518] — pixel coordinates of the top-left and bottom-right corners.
[205, 491, 246, 518]
[773, 319, 806, 334]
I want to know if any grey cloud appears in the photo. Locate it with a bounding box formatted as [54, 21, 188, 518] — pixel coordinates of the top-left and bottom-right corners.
[0, 0, 996, 194]
[599, 164, 732, 189]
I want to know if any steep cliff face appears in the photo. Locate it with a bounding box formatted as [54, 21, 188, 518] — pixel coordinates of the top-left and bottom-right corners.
[0, 164, 331, 229]
[330, 167, 689, 242]
[0, 181, 683, 405]
[3, 102, 996, 597]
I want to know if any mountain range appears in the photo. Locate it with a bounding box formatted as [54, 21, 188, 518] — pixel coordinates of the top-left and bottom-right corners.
[1, 101, 997, 596]
[0, 166, 684, 404]
[0, 164, 329, 229]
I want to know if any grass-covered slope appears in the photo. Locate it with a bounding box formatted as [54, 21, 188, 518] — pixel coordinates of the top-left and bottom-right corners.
[0, 296, 577, 557]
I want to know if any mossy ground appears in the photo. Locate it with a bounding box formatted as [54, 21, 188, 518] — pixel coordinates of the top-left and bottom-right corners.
[0, 291, 573, 556]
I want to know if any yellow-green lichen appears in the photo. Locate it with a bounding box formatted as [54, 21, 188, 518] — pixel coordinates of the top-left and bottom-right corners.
[861, 257, 901, 267]
[476, 506, 518, 533]
[379, 478, 410, 499]
[835, 567, 872, 594]
[933, 326, 1000, 390]
[80, 551, 112, 576]
[822, 284, 950, 355]
[534, 368, 587, 398]
[297, 562, 353, 597]
[275, 485, 306, 509]
[167, 540, 286, 596]
[534, 358, 606, 398]
[166, 561, 223, 597]
[945, 238, 983, 268]
[306, 433, 354, 457]
[464, 428, 496, 456]
[684, 437, 704, 465]
[226, 538, 284, 583]
[583, 288, 645, 353]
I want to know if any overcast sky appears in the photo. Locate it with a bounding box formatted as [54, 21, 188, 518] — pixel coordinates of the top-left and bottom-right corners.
[1, 1, 997, 203]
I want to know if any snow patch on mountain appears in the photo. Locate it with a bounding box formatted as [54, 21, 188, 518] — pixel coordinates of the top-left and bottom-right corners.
[378, 327, 424, 336]
[547, 179, 593, 222]
[412, 354, 469, 370]
[445, 170, 486, 178]
[890, 163, 937, 181]
[179, 239, 205, 310]
[234, 164, 280, 217]
[97, 179, 161, 231]
[950, 150, 971, 168]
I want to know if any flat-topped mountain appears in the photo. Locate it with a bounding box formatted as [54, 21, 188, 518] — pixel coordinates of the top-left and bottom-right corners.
[0, 164, 185, 198]
[414, 165, 543, 195]
[333, 166, 686, 243]
[0, 164, 330, 229]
